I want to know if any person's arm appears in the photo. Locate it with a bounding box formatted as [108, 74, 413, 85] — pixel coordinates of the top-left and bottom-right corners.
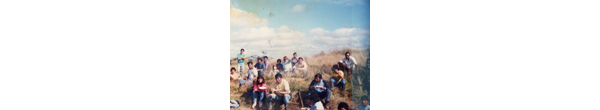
[351, 57, 357, 66]
[253, 82, 258, 92]
[323, 79, 331, 91]
[308, 81, 315, 91]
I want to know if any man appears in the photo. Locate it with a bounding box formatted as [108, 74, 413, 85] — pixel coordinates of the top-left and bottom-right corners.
[255, 58, 266, 77]
[230, 67, 239, 82]
[308, 93, 324, 110]
[293, 57, 308, 75]
[338, 51, 357, 75]
[330, 65, 345, 93]
[237, 48, 246, 74]
[359, 96, 370, 110]
[271, 59, 284, 76]
[239, 61, 257, 86]
[291, 52, 298, 67]
[282, 56, 293, 73]
[337, 102, 349, 110]
[267, 73, 291, 110]
[263, 56, 270, 72]
[307, 74, 331, 109]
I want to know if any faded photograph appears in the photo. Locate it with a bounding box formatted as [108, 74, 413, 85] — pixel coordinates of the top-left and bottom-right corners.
[230, 0, 369, 110]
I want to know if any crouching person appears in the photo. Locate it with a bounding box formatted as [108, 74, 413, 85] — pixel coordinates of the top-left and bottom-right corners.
[308, 73, 331, 109]
[267, 73, 291, 110]
[330, 65, 346, 93]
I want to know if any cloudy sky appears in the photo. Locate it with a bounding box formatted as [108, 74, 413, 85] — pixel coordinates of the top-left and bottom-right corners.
[230, 0, 370, 59]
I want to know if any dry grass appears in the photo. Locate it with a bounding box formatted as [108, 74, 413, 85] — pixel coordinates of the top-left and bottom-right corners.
[230, 47, 370, 110]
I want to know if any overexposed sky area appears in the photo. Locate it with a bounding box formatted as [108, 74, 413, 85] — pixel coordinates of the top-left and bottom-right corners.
[230, 0, 370, 59]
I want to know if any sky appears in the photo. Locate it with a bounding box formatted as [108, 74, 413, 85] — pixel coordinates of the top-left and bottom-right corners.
[230, 0, 370, 59]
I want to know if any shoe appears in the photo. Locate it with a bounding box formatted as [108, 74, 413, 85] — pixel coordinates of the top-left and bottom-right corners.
[252, 102, 256, 109]
[259, 102, 262, 107]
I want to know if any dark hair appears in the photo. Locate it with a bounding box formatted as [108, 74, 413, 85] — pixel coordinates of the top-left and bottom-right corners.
[257, 76, 265, 85]
[277, 59, 282, 62]
[283, 56, 287, 58]
[298, 57, 303, 60]
[247, 61, 253, 65]
[361, 96, 369, 101]
[257, 58, 263, 62]
[293, 52, 297, 55]
[314, 73, 322, 79]
[263, 56, 268, 59]
[345, 51, 350, 55]
[275, 73, 282, 79]
[310, 91, 320, 101]
[332, 65, 339, 70]
[337, 102, 349, 110]
[241, 48, 245, 51]
[231, 67, 236, 71]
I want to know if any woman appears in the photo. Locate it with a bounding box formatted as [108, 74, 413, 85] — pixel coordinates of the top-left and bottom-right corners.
[252, 76, 267, 108]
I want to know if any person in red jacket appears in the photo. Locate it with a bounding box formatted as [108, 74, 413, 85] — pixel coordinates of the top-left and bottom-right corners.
[252, 76, 267, 108]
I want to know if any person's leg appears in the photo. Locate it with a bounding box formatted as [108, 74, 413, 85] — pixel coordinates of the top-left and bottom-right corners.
[259, 92, 265, 101]
[283, 94, 291, 110]
[238, 63, 244, 74]
[330, 78, 337, 91]
[266, 94, 277, 110]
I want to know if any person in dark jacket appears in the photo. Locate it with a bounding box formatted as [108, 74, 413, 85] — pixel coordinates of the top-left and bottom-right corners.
[307, 73, 331, 109]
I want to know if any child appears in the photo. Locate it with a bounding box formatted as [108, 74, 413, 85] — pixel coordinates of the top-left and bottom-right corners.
[252, 76, 267, 108]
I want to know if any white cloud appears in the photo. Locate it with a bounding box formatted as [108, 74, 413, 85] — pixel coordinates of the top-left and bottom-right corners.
[230, 5, 268, 27]
[291, 5, 306, 12]
[231, 26, 369, 58]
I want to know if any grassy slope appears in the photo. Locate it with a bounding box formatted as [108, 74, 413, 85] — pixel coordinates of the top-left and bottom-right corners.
[230, 48, 370, 110]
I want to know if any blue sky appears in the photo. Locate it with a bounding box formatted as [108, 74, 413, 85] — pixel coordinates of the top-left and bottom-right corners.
[231, 0, 370, 59]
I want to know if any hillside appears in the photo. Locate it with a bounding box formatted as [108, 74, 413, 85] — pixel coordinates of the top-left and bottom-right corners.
[230, 47, 370, 110]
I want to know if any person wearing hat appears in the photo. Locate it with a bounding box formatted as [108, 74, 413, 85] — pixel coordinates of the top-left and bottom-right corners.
[237, 48, 247, 74]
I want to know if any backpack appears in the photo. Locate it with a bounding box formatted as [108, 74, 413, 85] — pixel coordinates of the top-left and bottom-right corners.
[230, 99, 240, 109]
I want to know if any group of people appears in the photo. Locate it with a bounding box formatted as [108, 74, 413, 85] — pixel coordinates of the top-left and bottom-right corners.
[229, 48, 364, 110]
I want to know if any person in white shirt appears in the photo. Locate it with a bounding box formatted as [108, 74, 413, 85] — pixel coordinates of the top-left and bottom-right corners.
[308, 92, 324, 110]
[293, 57, 308, 75]
[338, 51, 357, 75]
[239, 61, 257, 86]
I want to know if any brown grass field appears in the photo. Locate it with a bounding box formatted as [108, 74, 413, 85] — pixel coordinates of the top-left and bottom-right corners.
[230, 48, 370, 110]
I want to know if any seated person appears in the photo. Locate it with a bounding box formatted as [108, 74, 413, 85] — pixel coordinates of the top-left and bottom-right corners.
[230, 67, 239, 82]
[282, 56, 293, 72]
[252, 76, 267, 109]
[337, 102, 349, 110]
[267, 73, 291, 110]
[307, 74, 331, 109]
[293, 57, 308, 75]
[308, 92, 324, 110]
[359, 96, 370, 110]
[338, 51, 357, 75]
[330, 65, 346, 92]
[239, 61, 258, 86]
[255, 58, 266, 77]
[271, 59, 284, 76]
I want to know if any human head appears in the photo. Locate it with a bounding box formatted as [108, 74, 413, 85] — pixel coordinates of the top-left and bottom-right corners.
[247, 61, 254, 69]
[263, 56, 268, 61]
[277, 59, 282, 64]
[275, 73, 283, 83]
[240, 48, 245, 54]
[333, 65, 339, 72]
[345, 51, 350, 59]
[230, 67, 236, 74]
[337, 102, 349, 110]
[283, 56, 288, 61]
[362, 96, 369, 106]
[257, 58, 263, 63]
[309, 92, 320, 104]
[298, 57, 303, 63]
[314, 73, 322, 82]
[293, 52, 297, 57]
[257, 76, 265, 84]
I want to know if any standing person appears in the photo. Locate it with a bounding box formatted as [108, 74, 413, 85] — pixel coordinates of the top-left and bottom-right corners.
[359, 96, 370, 110]
[308, 93, 325, 110]
[338, 51, 357, 75]
[239, 62, 257, 86]
[255, 58, 266, 77]
[230, 67, 239, 82]
[267, 73, 291, 110]
[330, 65, 345, 93]
[291, 52, 298, 67]
[307, 74, 331, 109]
[252, 76, 268, 109]
[293, 57, 308, 75]
[263, 56, 270, 73]
[282, 56, 293, 73]
[236, 48, 246, 74]
[337, 102, 349, 110]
